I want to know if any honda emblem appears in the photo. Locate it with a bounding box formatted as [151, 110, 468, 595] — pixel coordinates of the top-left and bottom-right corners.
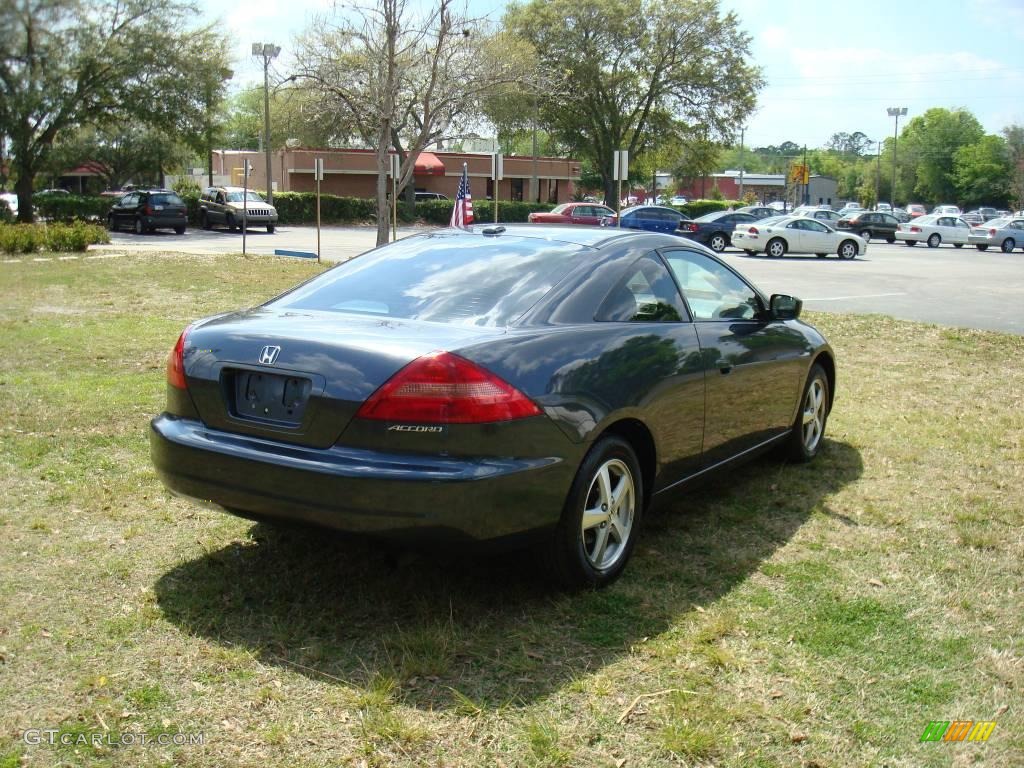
[258, 345, 281, 365]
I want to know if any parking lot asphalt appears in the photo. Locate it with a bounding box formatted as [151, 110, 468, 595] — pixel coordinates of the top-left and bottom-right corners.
[98, 226, 1024, 334]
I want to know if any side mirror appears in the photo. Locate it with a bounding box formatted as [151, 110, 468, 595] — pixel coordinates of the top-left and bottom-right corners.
[769, 293, 802, 320]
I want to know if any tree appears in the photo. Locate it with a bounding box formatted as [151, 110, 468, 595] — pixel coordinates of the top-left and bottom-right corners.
[220, 85, 352, 151]
[0, 0, 231, 221]
[953, 135, 1012, 208]
[826, 131, 871, 157]
[47, 125, 190, 190]
[1003, 124, 1024, 210]
[672, 134, 721, 192]
[896, 108, 984, 204]
[294, 0, 532, 246]
[504, 0, 762, 206]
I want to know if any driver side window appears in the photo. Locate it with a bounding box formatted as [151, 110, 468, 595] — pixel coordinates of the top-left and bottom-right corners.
[663, 250, 761, 321]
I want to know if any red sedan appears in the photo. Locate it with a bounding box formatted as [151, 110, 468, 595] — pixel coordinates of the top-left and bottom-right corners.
[527, 202, 615, 225]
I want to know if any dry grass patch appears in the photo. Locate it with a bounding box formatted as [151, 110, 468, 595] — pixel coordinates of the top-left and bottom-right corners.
[0, 252, 1021, 767]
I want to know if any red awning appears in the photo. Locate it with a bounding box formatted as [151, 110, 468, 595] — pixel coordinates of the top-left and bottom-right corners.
[414, 152, 446, 176]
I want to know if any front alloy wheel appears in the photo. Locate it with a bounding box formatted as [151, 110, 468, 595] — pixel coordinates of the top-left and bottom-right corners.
[543, 436, 642, 589]
[838, 241, 857, 259]
[709, 233, 727, 252]
[787, 363, 830, 462]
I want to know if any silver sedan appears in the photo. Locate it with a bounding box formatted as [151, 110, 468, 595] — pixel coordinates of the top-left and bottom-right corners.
[968, 218, 1024, 252]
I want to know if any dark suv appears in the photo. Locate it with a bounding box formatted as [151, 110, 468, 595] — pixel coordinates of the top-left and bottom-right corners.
[836, 211, 899, 242]
[108, 190, 188, 235]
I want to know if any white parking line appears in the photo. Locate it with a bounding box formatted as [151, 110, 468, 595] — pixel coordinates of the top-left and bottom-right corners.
[804, 292, 907, 301]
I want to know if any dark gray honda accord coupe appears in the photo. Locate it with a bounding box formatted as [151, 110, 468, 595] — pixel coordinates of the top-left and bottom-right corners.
[151, 224, 835, 588]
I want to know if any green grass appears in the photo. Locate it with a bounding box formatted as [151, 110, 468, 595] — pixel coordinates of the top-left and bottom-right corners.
[0, 252, 1022, 766]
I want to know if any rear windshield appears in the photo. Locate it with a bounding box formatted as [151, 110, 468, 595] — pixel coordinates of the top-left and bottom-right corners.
[150, 193, 184, 206]
[271, 233, 585, 327]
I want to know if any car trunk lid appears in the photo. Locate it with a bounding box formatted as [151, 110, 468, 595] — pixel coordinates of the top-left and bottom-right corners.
[182, 308, 504, 448]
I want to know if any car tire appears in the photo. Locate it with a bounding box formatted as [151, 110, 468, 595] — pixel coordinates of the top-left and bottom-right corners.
[134, 218, 145, 235]
[1001, 238, 1015, 253]
[953, 243, 963, 249]
[542, 435, 643, 590]
[975, 244, 987, 251]
[859, 229, 872, 241]
[838, 240, 858, 259]
[766, 238, 786, 258]
[786, 363, 830, 463]
[107, 215, 117, 232]
[267, 224, 275, 234]
[816, 253, 827, 258]
[226, 214, 237, 232]
[743, 249, 755, 256]
[709, 233, 727, 252]
[927, 233, 941, 248]
[174, 225, 186, 235]
[201, 212, 211, 230]
[886, 236, 896, 243]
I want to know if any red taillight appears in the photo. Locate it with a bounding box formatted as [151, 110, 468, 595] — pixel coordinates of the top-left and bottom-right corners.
[748, 226, 759, 235]
[166, 327, 190, 389]
[910, 226, 920, 233]
[989, 228, 997, 236]
[685, 222, 699, 232]
[356, 351, 541, 424]
[144, 204, 153, 215]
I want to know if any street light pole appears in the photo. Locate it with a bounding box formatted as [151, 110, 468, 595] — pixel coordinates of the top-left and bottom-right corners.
[875, 140, 881, 209]
[253, 42, 281, 204]
[886, 107, 907, 206]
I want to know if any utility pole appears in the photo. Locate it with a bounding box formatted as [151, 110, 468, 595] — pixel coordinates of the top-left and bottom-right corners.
[802, 144, 808, 204]
[253, 42, 281, 204]
[738, 127, 745, 201]
[875, 141, 881, 208]
[887, 107, 907, 206]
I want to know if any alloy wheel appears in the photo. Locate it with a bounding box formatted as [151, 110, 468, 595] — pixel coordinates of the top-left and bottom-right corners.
[802, 378, 826, 452]
[580, 459, 635, 571]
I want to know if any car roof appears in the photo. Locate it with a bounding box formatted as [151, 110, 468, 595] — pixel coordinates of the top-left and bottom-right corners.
[436, 223, 697, 250]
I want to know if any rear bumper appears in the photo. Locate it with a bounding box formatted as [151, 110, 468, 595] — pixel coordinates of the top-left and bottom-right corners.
[143, 213, 187, 229]
[150, 414, 573, 542]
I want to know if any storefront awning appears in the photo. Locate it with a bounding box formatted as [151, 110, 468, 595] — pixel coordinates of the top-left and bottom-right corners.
[414, 152, 446, 176]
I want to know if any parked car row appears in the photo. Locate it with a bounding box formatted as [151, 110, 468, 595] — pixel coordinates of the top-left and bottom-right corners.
[103, 186, 281, 235]
[895, 214, 1024, 252]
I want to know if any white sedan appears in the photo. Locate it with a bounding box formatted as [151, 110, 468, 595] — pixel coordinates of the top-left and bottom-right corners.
[894, 214, 971, 248]
[732, 215, 867, 259]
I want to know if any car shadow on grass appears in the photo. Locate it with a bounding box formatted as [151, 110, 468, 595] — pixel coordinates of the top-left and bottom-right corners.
[154, 439, 862, 711]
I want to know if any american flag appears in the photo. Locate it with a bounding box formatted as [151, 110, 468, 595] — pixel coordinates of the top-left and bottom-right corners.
[450, 163, 474, 228]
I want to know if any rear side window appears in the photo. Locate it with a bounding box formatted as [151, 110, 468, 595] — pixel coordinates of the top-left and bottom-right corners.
[595, 254, 688, 322]
[272, 234, 584, 327]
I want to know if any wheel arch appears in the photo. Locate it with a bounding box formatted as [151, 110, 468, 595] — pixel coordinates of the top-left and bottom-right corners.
[811, 350, 836, 412]
[594, 418, 656, 509]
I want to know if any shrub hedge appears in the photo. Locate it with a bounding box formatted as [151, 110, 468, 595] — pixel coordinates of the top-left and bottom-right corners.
[675, 199, 743, 218]
[0, 222, 110, 254]
[34, 194, 116, 222]
[26, 191, 607, 227]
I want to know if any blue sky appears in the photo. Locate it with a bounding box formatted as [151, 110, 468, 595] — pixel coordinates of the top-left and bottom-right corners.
[204, 0, 1024, 149]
